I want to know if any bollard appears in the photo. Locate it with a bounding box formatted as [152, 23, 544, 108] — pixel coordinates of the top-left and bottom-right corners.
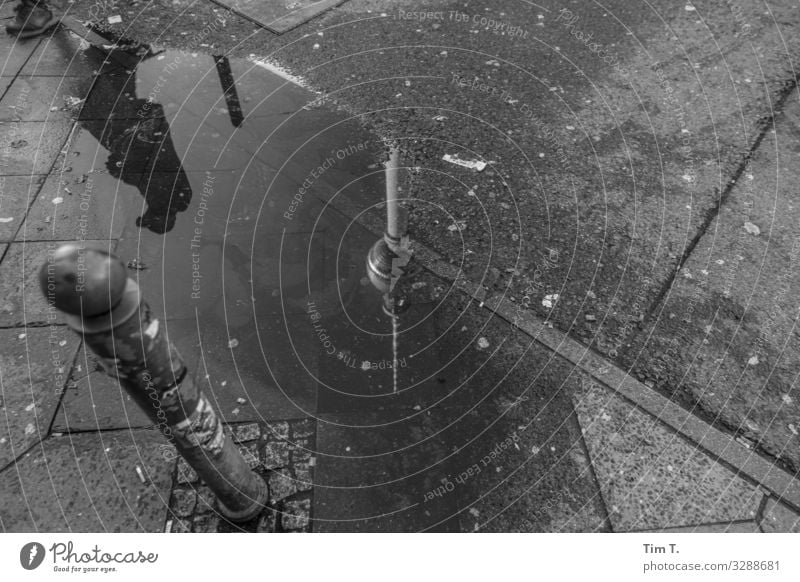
[366, 144, 411, 295]
[40, 243, 269, 522]
[384, 145, 402, 241]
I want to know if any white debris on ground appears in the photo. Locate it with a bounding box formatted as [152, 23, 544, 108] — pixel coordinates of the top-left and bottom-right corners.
[447, 220, 467, 232]
[63, 96, 85, 109]
[743, 221, 760, 235]
[542, 294, 559, 308]
[442, 153, 487, 171]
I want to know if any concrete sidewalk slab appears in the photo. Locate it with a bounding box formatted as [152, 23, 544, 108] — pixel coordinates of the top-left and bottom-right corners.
[69, 120, 160, 174]
[643, 521, 761, 533]
[440, 312, 609, 533]
[312, 295, 610, 533]
[0, 74, 92, 122]
[192, 313, 318, 423]
[0, 120, 73, 175]
[0, 34, 38, 77]
[79, 67, 153, 121]
[573, 374, 762, 532]
[0, 75, 13, 97]
[19, 167, 138, 242]
[21, 32, 119, 77]
[626, 90, 800, 473]
[0, 429, 173, 532]
[0, 175, 45, 241]
[212, 0, 346, 34]
[112, 174, 328, 320]
[761, 497, 800, 533]
[0, 325, 79, 471]
[312, 409, 461, 532]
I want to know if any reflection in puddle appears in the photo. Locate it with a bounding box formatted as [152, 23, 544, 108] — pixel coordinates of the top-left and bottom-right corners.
[74, 42, 429, 415]
[52, 36, 597, 532]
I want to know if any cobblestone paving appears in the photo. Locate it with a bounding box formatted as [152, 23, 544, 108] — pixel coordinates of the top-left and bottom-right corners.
[165, 420, 315, 533]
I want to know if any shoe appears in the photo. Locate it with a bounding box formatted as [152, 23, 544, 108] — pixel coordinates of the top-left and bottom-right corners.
[6, 2, 59, 39]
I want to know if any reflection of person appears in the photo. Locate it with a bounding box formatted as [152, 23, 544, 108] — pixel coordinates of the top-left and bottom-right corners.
[6, 0, 58, 38]
[82, 41, 193, 234]
[99, 111, 193, 234]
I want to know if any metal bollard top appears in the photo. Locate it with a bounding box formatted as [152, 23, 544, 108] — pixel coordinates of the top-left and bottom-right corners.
[39, 244, 128, 317]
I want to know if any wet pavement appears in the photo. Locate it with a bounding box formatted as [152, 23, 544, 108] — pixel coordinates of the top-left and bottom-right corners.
[1, 2, 799, 533]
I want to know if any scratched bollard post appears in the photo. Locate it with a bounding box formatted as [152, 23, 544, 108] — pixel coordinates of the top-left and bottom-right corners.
[40, 243, 269, 523]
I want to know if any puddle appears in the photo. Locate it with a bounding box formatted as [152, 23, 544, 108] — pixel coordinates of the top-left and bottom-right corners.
[68, 47, 399, 408]
[66, 45, 467, 424]
[56, 42, 601, 531]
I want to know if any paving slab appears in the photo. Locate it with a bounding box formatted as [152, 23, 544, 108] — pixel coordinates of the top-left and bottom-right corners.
[20, 30, 120, 77]
[458, 411, 609, 533]
[642, 521, 761, 533]
[0, 32, 38, 77]
[0, 74, 92, 122]
[441, 307, 609, 533]
[79, 66, 148, 121]
[0, 240, 118, 326]
[112, 171, 329, 319]
[212, 0, 346, 34]
[0, 75, 13, 98]
[193, 312, 318, 423]
[313, 293, 608, 532]
[0, 120, 73, 175]
[313, 409, 461, 532]
[0, 325, 80, 471]
[572, 373, 763, 532]
[759, 497, 800, 533]
[19, 166, 139, 242]
[0, 174, 45, 241]
[70, 119, 160, 175]
[0, 429, 174, 532]
[625, 90, 800, 473]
